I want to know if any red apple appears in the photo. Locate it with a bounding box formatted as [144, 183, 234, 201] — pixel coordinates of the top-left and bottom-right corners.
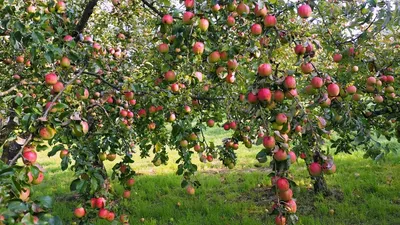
[274, 149, 287, 161]
[98, 208, 109, 219]
[60, 57, 70, 68]
[158, 43, 169, 53]
[192, 42, 204, 55]
[236, 2, 249, 15]
[333, 53, 342, 62]
[284, 76, 296, 89]
[182, 11, 194, 24]
[278, 188, 293, 201]
[327, 83, 340, 97]
[273, 90, 285, 102]
[258, 88, 272, 102]
[311, 77, 324, 88]
[275, 215, 286, 225]
[308, 162, 322, 176]
[52, 81, 64, 93]
[288, 151, 297, 164]
[123, 190, 131, 198]
[207, 119, 215, 127]
[23, 151, 37, 164]
[185, 0, 194, 8]
[208, 51, 220, 63]
[32, 172, 44, 185]
[106, 212, 115, 222]
[298, 4, 312, 18]
[346, 85, 357, 94]
[74, 207, 86, 218]
[258, 63, 272, 76]
[251, 24, 262, 35]
[276, 113, 287, 124]
[248, 92, 258, 104]
[227, 59, 238, 70]
[164, 70, 176, 81]
[186, 186, 195, 195]
[227, 16, 235, 26]
[199, 18, 209, 32]
[301, 63, 313, 74]
[45, 73, 58, 85]
[276, 178, 289, 191]
[263, 136, 275, 149]
[264, 15, 277, 27]
[162, 14, 173, 25]
[294, 44, 305, 55]
[254, 4, 268, 17]
[95, 197, 106, 208]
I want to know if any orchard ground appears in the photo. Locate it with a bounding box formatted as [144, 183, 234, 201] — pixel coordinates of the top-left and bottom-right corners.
[33, 127, 400, 225]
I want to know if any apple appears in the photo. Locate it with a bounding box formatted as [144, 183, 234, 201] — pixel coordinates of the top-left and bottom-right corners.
[39, 127, 55, 140]
[298, 4, 312, 18]
[258, 63, 272, 76]
[106, 212, 115, 222]
[287, 151, 297, 164]
[333, 53, 342, 62]
[311, 76, 324, 88]
[366, 76, 376, 85]
[19, 188, 30, 202]
[208, 51, 220, 63]
[199, 18, 209, 31]
[192, 42, 204, 55]
[308, 162, 322, 176]
[123, 190, 131, 198]
[323, 163, 337, 175]
[279, 188, 293, 201]
[185, 0, 194, 8]
[327, 83, 340, 97]
[27, 5, 36, 14]
[45, 73, 58, 85]
[305, 43, 313, 53]
[164, 70, 176, 81]
[60, 149, 69, 159]
[162, 14, 173, 25]
[273, 90, 285, 102]
[223, 123, 230, 130]
[236, 2, 249, 15]
[212, 4, 220, 12]
[276, 178, 289, 191]
[120, 214, 129, 223]
[346, 85, 357, 94]
[284, 76, 296, 89]
[227, 59, 238, 70]
[248, 92, 258, 103]
[180, 140, 188, 148]
[74, 207, 86, 218]
[76, 89, 89, 100]
[206, 119, 215, 127]
[16, 56, 24, 63]
[274, 149, 287, 161]
[182, 11, 194, 24]
[258, 88, 272, 102]
[52, 81, 64, 93]
[348, 47, 356, 56]
[264, 15, 277, 27]
[32, 172, 44, 185]
[95, 197, 106, 208]
[56, 1, 66, 13]
[374, 95, 384, 103]
[23, 151, 37, 164]
[60, 57, 70, 68]
[254, 4, 268, 17]
[98, 208, 109, 219]
[207, 155, 213, 162]
[158, 43, 169, 53]
[186, 186, 195, 195]
[294, 44, 305, 55]
[301, 63, 313, 74]
[107, 154, 116, 161]
[229, 121, 237, 130]
[251, 24, 262, 35]
[386, 75, 394, 83]
[227, 16, 235, 26]
[275, 215, 286, 225]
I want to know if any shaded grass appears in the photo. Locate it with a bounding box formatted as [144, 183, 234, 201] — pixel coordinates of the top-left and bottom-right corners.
[29, 127, 400, 225]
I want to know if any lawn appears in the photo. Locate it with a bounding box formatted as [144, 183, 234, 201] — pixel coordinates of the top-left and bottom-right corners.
[31, 127, 400, 225]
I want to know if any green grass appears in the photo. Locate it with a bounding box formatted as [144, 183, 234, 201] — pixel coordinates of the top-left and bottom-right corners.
[29, 127, 400, 225]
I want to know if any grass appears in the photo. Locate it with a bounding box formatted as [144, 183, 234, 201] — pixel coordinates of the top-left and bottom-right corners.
[29, 127, 400, 225]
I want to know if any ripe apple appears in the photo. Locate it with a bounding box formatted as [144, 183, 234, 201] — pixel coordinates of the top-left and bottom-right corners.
[311, 76, 324, 88]
[264, 15, 277, 27]
[180, 140, 188, 148]
[227, 59, 238, 70]
[194, 144, 202, 152]
[98, 208, 109, 219]
[276, 113, 288, 125]
[107, 154, 116, 161]
[123, 190, 131, 198]
[212, 4, 220, 12]
[227, 16, 235, 26]
[56, 1, 66, 13]
[60, 149, 69, 158]
[254, 4, 268, 17]
[95, 197, 106, 208]
[229, 121, 237, 130]
[182, 11, 194, 24]
[164, 70, 176, 81]
[52, 81, 64, 93]
[248, 92, 258, 104]
[305, 43, 313, 53]
[236, 2, 249, 15]
[162, 14, 173, 25]
[60, 57, 70, 68]
[308, 162, 322, 176]
[301, 63, 313, 74]
[279, 188, 293, 201]
[207, 119, 215, 127]
[284, 76, 296, 89]
[208, 51, 220, 63]
[199, 18, 209, 32]
[288, 151, 297, 164]
[276, 178, 289, 191]
[258, 63, 272, 76]
[39, 127, 55, 140]
[366, 76, 376, 85]
[16, 56, 24, 63]
[185, 0, 194, 8]
[251, 24, 262, 35]
[275, 215, 286, 225]
[23, 151, 37, 164]
[74, 207, 86, 218]
[32, 172, 44, 185]
[323, 163, 337, 175]
[262, 136, 275, 149]
[192, 42, 204, 55]
[226, 73, 235, 84]
[258, 88, 271, 102]
[327, 83, 340, 97]
[294, 44, 305, 55]
[273, 90, 285, 102]
[374, 95, 384, 103]
[298, 4, 312, 18]
[333, 53, 342, 62]
[45, 73, 58, 85]
[106, 212, 115, 222]
[186, 186, 195, 195]
[158, 43, 169, 53]
[346, 85, 357, 94]
[274, 149, 287, 161]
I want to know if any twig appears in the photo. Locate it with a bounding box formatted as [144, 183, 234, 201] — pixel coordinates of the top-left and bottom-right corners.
[40, 66, 87, 120]
[82, 71, 121, 91]
[314, 3, 339, 48]
[0, 85, 17, 97]
[337, 18, 377, 45]
[8, 134, 32, 165]
[141, 0, 163, 17]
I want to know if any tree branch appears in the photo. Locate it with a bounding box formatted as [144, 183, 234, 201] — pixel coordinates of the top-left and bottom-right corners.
[82, 71, 121, 91]
[8, 134, 32, 166]
[0, 85, 17, 97]
[74, 0, 99, 41]
[141, 0, 163, 17]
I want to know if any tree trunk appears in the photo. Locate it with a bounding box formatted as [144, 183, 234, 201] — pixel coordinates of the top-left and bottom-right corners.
[313, 176, 331, 196]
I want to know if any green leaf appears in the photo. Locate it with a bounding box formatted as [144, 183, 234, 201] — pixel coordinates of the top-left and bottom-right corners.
[180, 179, 188, 188]
[48, 145, 65, 157]
[15, 96, 22, 105]
[44, 52, 54, 63]
[37, 196, 53, 209]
